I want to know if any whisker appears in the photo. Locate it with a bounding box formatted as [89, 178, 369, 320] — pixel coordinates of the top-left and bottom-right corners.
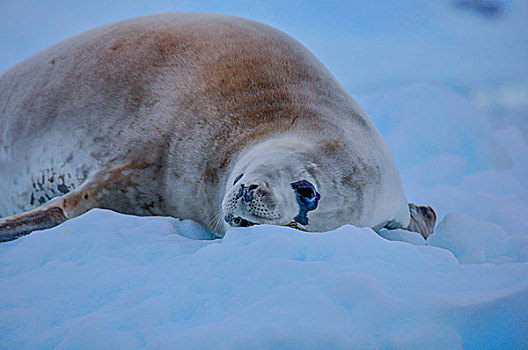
[208, 211, 224, 233]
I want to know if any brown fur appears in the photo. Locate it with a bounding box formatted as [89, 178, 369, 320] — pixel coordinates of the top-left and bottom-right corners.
[0, 13, 425, 241]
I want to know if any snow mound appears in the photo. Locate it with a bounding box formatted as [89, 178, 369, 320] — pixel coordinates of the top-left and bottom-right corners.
[427, 213, 528, 264]
[1, 209, 527, 348]
[378, 228, 426, 245]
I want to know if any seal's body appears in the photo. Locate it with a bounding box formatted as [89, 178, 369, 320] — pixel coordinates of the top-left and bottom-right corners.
[0, 13, 435, 241]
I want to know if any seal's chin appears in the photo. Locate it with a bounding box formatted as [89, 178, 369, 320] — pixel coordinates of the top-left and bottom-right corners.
[224, 214, 307, 231]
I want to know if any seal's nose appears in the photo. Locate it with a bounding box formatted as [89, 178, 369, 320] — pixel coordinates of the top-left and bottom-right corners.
[235, 184, 259, 203]
[243, 184, 258, 203]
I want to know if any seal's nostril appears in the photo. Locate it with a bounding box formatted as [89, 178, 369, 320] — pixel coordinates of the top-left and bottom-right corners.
[242, 184, 258, 203]
[224, 214, 235, 224]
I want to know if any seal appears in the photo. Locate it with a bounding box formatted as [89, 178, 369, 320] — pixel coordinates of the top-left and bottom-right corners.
[0, 13, 436, 242]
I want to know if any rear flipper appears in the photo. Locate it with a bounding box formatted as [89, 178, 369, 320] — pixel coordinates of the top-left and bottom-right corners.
[406, 203, 437, 239]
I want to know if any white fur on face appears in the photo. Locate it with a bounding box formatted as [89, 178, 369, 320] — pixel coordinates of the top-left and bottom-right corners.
[222, 159, 301, 226]
[221, 139, 332, 230]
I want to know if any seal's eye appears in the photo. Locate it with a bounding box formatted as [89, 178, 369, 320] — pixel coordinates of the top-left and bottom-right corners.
[233, 173, 244, 185]
[291, 180, 320, 204]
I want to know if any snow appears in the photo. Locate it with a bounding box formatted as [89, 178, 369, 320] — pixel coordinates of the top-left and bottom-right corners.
[2, 1, 528, 348]
[1, 210, 527, 348]
[429, 213, 528, 264]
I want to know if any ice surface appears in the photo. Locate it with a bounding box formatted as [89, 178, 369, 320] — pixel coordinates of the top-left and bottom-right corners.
[1, 210, 527, 348]
[378, 228, 426, 245]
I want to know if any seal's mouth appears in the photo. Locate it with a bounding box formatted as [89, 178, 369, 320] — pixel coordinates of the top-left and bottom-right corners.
[224, 214, 307, 231]
[225, 215, 258, 228]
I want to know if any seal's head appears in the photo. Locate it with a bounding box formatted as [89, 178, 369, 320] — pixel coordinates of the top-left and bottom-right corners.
[222, 170, 321, 232]
[220, 136, 360, 234]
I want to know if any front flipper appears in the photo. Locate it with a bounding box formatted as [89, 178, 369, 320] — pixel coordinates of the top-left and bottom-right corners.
[0, 206, 67, 242]
[1, 158, 162, 242]
[0, 185, 97, 242]
[406, 203, 437, 239]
